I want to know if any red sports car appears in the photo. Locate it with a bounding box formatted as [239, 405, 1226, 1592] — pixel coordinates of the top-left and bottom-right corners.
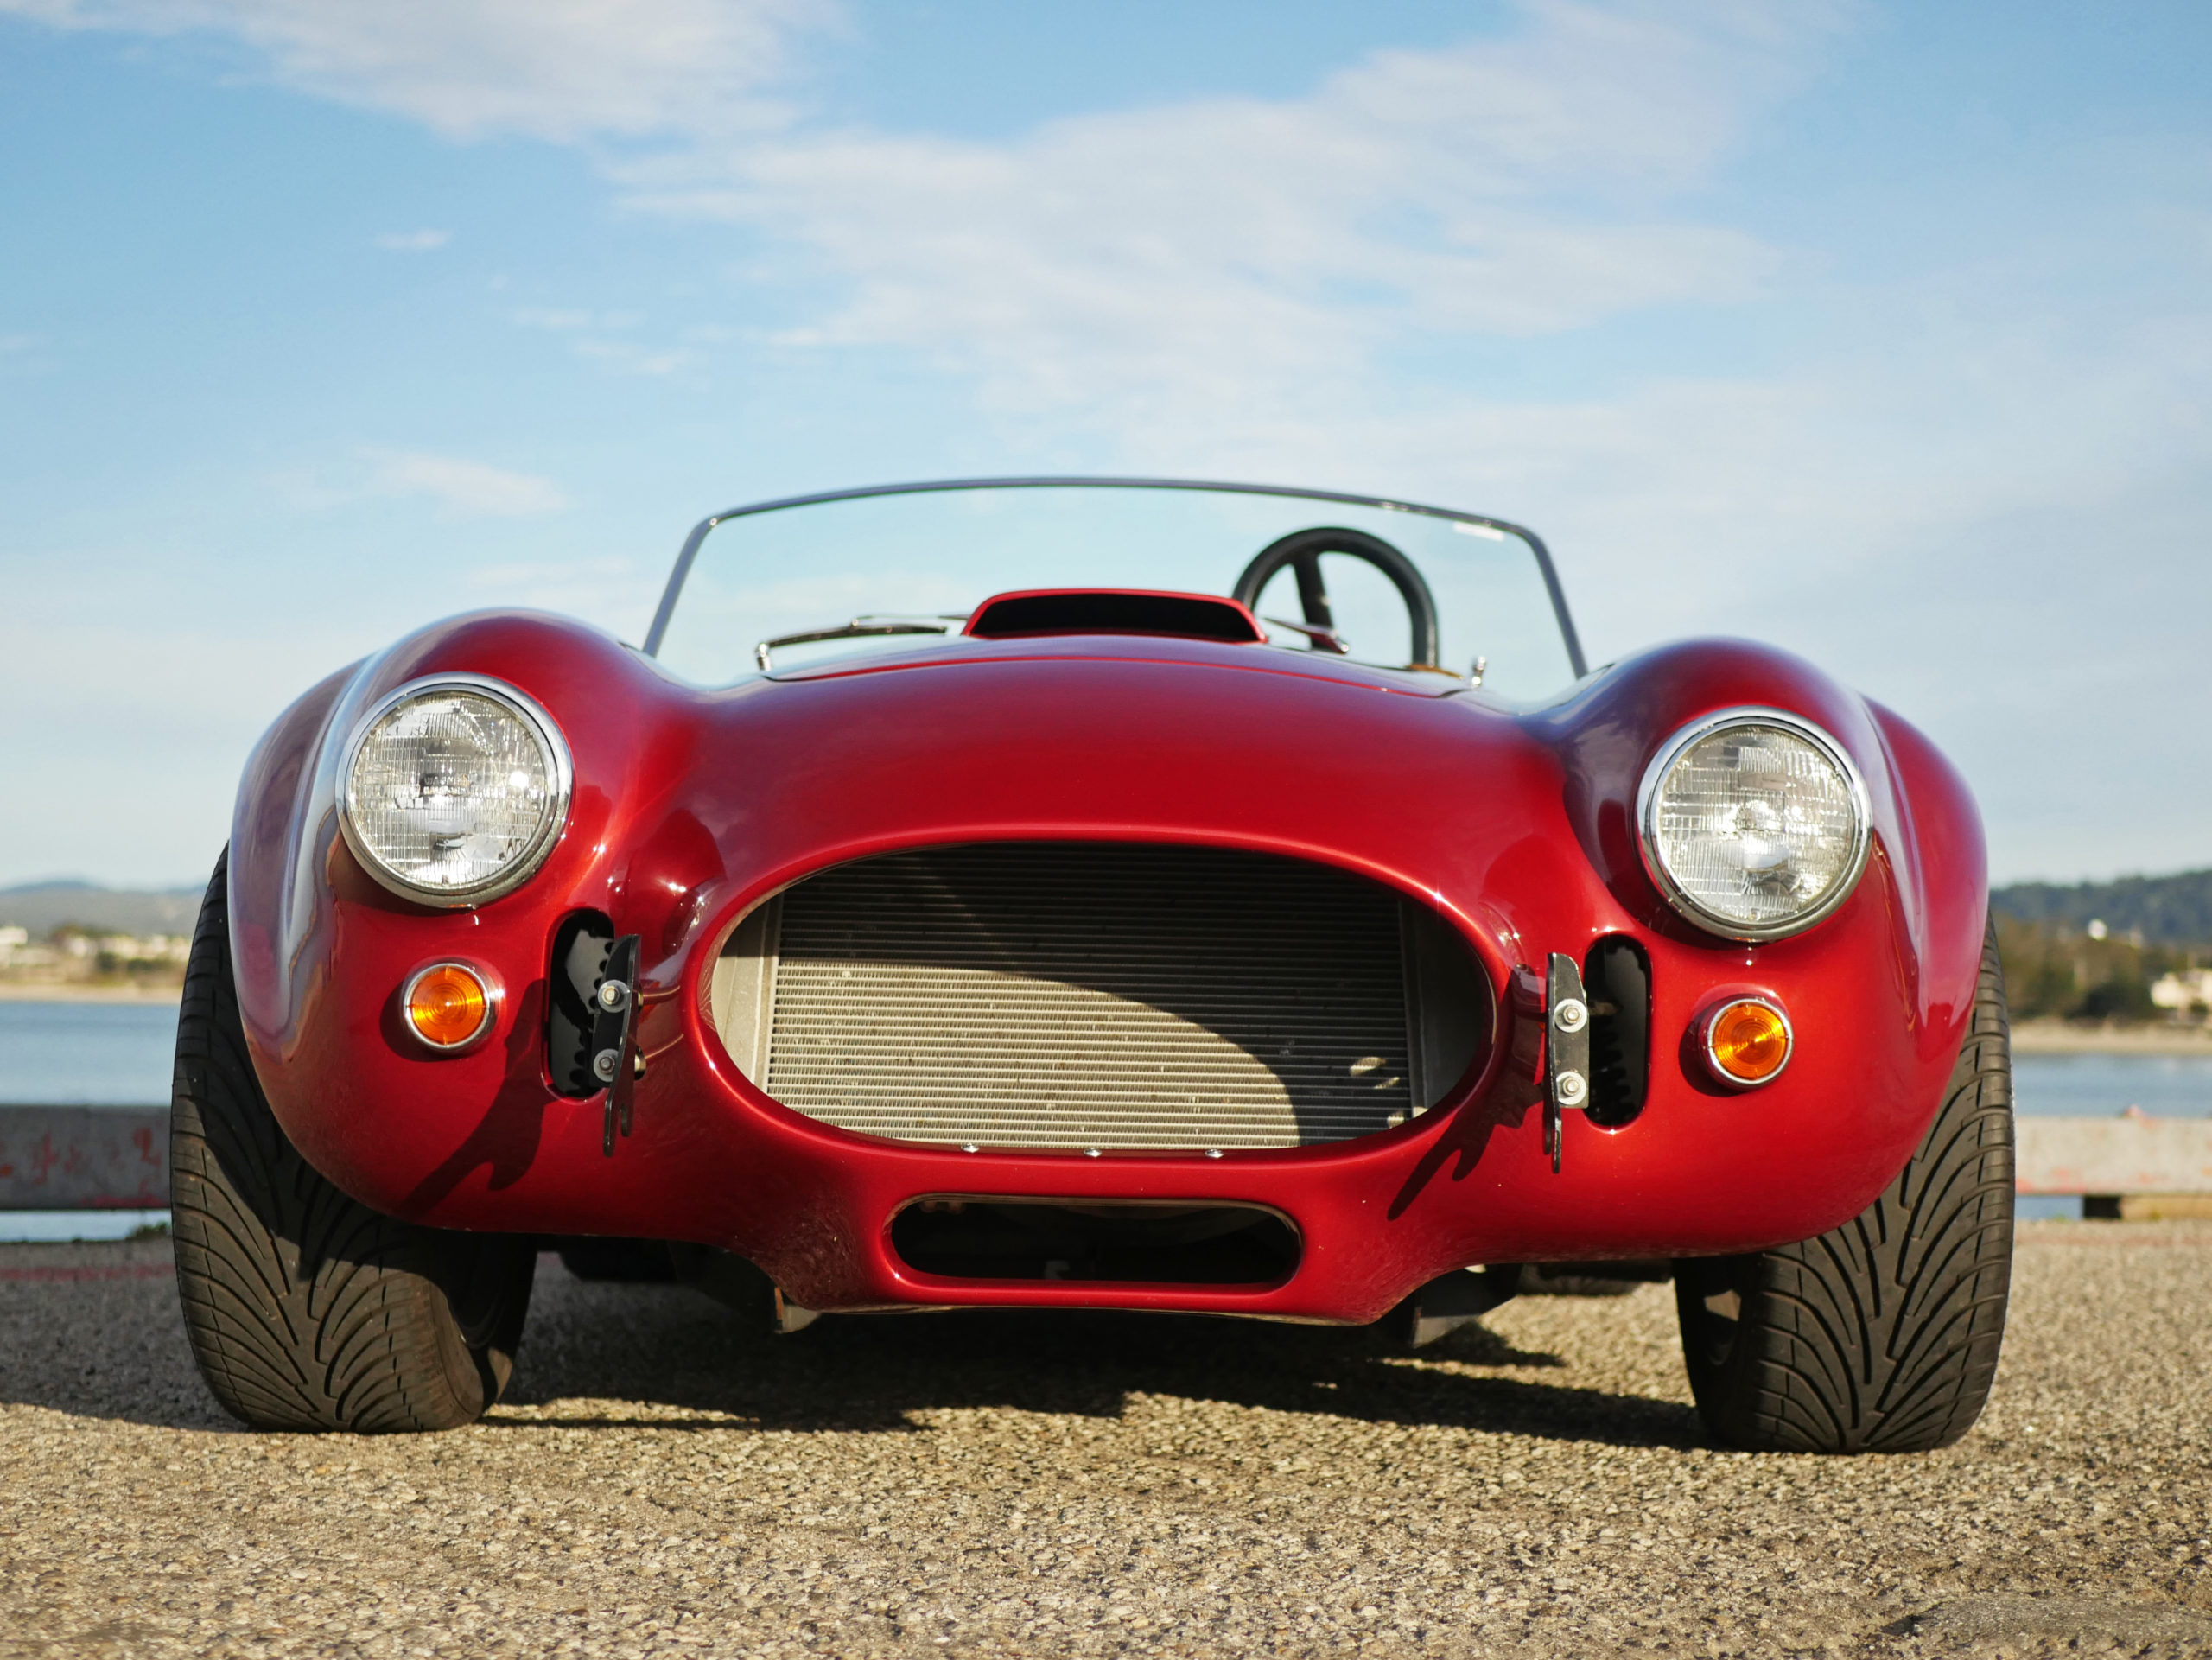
[171, 478, 2013, 1453]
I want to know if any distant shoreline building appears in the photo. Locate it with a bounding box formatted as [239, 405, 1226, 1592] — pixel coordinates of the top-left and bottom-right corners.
[2151, 968, 2212, 1018]
[0, 925, 189, 983]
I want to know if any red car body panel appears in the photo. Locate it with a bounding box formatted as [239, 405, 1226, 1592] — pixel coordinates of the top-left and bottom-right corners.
[227, 610, 1986, 1325]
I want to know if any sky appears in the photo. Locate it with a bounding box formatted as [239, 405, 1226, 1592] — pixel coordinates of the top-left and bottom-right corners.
[2, 0, 2209, 889]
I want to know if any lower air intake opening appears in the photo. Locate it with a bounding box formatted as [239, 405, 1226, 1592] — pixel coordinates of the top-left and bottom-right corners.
[893, 1199, 1300, 1286]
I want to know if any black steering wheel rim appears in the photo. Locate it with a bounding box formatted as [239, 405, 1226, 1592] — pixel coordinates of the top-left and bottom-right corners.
[1230, 526, 1442, 669]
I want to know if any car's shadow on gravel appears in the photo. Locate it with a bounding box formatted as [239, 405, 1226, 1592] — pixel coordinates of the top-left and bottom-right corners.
[0, 1245, 235, 1432]
[498, 1271, 1701, 1451]
[0, 1253, 1697, 1447]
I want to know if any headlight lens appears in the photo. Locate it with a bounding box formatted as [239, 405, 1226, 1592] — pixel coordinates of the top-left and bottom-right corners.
[339, 677, 571, 906]
[1637, 709, 1869, 941]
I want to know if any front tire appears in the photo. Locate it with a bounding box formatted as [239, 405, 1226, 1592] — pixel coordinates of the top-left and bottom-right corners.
[1674, 919, 2014, 1453]
[170, 852, 536, 1432]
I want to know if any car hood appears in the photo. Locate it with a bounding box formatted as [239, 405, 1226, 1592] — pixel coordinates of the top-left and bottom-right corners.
[765, 632, 1471, 698]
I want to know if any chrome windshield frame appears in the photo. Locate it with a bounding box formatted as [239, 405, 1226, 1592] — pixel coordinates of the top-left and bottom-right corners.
[643, 475, 1586, 679]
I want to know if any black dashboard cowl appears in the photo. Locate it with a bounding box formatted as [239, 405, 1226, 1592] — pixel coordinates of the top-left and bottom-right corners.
[965, 589, 1266, 644]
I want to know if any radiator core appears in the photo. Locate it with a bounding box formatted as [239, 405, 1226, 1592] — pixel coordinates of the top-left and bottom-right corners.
[710, 843, 1486, 1152]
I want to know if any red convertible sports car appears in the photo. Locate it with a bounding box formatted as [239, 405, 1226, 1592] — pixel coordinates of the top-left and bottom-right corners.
[171, 478, 2013, 1453]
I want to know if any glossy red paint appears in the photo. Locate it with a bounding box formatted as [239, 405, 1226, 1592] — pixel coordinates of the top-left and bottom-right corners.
[226, 611, 1986, 1325]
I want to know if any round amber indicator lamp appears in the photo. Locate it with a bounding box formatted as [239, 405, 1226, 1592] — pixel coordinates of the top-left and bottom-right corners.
[403, 963, 493, 1050]
[1704, 997, 1792, 1088]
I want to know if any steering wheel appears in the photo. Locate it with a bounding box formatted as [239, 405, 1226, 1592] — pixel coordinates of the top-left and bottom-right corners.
[1230, 526, 1442, 669]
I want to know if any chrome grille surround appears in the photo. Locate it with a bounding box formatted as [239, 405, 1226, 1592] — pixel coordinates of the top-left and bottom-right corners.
[710, 843, 1489, 1153]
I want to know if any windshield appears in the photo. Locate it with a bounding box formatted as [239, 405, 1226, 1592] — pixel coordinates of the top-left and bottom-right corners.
[646, 480, 1585, 698]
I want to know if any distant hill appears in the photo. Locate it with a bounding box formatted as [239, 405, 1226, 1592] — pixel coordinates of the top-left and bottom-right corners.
[0, 881, 207, 937]
[1992, 868, 2212, 947]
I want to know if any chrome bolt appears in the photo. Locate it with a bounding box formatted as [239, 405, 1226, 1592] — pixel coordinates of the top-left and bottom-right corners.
[595, 979, 632, 1013]
[1555, 1070, 1588, 1109]
[1552, 997, 1588, 1034]
[1084, 1148, 1103, 1159]
[591, 1049, 619, 1083]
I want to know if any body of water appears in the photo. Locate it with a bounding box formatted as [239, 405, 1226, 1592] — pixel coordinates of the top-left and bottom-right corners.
[2, 1002, 2206, 1237]
[0, 1000, 179, 1104]
[2009, 1051, 2212, 1118]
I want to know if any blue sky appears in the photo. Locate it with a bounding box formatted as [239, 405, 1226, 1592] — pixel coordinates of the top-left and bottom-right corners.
[3, 0, 2209, 888]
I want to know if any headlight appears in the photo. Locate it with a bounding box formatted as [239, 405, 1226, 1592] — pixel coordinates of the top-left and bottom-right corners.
[338, 675, 572, 906]
[1637, 707, 1870, 942]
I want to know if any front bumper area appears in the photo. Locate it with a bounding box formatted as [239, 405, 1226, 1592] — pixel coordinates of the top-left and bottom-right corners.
[229, 618, 1985, 1326]
[247, 860, 1958, 1327]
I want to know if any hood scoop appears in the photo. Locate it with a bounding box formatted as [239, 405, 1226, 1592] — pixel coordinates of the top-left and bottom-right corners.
[965, 588, 1266, 645]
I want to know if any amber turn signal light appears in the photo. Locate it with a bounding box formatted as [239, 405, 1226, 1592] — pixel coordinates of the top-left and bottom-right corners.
[1702, 996, 1792, 1088]
[404, 963, 493, 1050]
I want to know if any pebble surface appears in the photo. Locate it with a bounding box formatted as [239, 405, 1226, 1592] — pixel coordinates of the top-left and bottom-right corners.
[2, 1221, 2208, 1657]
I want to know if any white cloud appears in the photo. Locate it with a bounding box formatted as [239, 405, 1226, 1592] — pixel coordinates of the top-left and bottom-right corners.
[9, 0, 1825, 414]
[619, 2, 1830, 416]
[8, 0, 1828, 421]
[511, 308, 688, 373]
[512, 308, 645, 331]
[373, 227, 448, 251]
[574, 340, 690, 375]
[5, 0, 837, 142]
[512, 308, 594, 331]
[361, 448, 569, 517]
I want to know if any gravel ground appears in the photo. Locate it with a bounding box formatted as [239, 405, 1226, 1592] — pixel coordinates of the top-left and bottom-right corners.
[2, 1222, 2208, 1658]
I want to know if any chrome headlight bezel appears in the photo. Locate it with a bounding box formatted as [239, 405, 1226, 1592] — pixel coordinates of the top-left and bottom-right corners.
[336, 673, 574, 909]
[1635, 706, 1872, 944]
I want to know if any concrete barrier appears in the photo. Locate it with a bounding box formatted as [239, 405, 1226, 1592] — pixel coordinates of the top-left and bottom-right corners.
[3, 1106, 2207, 1212]
[2015, 1111, 2212, 1197]
[0, 1107, 168, 1209]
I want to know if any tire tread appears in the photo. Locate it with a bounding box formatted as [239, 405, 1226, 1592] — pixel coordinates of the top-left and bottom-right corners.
[169, 852, 531, 1433]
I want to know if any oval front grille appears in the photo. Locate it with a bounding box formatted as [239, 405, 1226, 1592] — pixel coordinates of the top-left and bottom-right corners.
[712, 843, 1484, 1151]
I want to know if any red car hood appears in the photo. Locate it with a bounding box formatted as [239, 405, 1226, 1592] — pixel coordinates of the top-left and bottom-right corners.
[767, 632, 1470, 698]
